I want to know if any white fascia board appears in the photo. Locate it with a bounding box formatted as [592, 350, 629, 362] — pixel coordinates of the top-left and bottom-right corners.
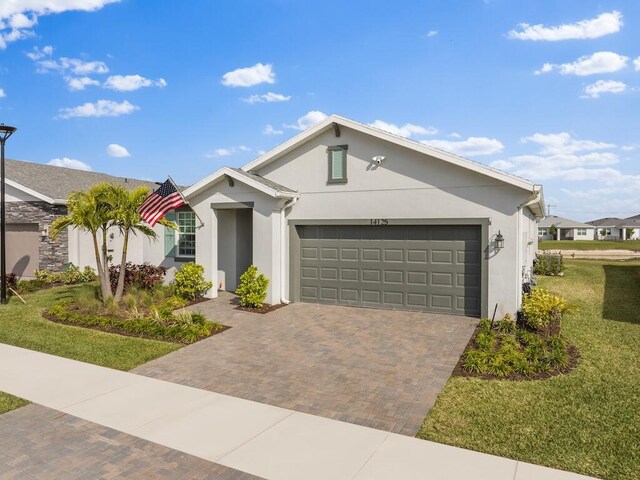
[242, 114, 538, 193]
[183, 167, 298, 200]
[5, 179, 55, 204]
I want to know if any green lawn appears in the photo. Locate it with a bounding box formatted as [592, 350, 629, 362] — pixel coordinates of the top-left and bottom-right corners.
[418, 260, 640, 480]
[539, 240, 640, 251]
[0, 284, 181, 414]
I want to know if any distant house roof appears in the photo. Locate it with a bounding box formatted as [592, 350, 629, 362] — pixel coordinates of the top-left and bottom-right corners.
[539, 216, 594, 229]
[587, 217, 622, 227]
[620, 214, 640, 227]
[6, 159, 159, 204]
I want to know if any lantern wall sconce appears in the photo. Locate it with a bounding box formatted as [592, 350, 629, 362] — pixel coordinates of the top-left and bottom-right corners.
[495, 231, 505, 250]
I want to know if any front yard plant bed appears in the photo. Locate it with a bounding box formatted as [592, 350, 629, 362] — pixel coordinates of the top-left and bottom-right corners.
[455, 319, 579, 381]
[46, 301, 226, 344]
[233, 298, 288, 314]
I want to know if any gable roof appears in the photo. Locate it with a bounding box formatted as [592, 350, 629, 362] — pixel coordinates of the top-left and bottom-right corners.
[183, 166, 299, 199]
[6, 159, 158, 204]
[539, 216, 594, 229]
[242, 114, 542, 194]
[587, 217, 621, 227]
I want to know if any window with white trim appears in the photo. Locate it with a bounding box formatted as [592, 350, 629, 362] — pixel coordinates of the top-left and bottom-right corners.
[538, 227, 548, 237]
[177, 211, 196, 257]
[576, 228, 587, 236]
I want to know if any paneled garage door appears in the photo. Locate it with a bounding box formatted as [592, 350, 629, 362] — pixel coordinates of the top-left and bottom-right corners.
[298, 225, 481, 316]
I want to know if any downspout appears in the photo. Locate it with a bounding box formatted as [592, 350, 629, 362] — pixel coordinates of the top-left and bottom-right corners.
[516, 188, 542, 310]
[280, 196, 298, 304]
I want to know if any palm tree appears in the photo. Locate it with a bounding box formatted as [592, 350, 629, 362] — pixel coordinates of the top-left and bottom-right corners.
[106, 185, 176, 302]
[50, 183, 114, 301]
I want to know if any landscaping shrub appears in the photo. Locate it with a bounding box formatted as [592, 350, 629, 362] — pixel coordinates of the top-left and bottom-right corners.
[522, 288, 571, 332]
[461, 313, 574, 378]
[46, 299, 223, 344]
[16, 279, 45, 294]
[4, 273, 17, 291]
[108, 263, 166, 293]
[35, 269, 63, 284]
[533, 253, 564, 276]
[236, 265, 269, 308]
[174, 263, 212, 300]
[34, 265, 97, 286]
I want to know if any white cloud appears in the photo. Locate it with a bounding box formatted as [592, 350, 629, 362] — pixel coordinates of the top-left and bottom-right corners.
[47, 157, 91, 171]
[205, 146, 250, 158]
[521, 132, 615, 155]
[421, 137, 504, 156]
[36, 56, 109, 75]
[25, 45, 52, 60]
[242, 92, 290, 104]
[535, 51, 628, 76]
[508, 11, 623, 41]
[58, 100, 139, 119]
[284, 111, 328, 131]
[221, 63, 275, 87]
[427, 30, 438, 37]
[65, 76, 99, 91]
[634, 56, 640, 71]
[0, 1, 120, 20]
[263, 124, 283, 135]
[582, 80, 627, 98]
[0, 88, 5, 98]
[107, 143, 130, 157]
[369, 120, 438, 138]
[449, 132, 461, 138]
[103, 74, 167, 91]
[621, 144, 638, 152]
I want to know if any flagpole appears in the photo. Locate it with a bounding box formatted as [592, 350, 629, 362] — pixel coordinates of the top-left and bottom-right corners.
[167, 175, 205, 227]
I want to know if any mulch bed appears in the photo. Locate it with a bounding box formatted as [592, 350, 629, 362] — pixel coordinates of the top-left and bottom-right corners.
[452, 323, 581, 381]
[230, 296, 288, 314]
[43, 311, 230, 345]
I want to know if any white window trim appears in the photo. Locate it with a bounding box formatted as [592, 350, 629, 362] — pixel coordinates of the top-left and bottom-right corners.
[176, 211, 196, 258]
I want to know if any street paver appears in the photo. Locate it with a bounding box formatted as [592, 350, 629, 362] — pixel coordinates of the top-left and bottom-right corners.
[134, 292, 478, 435]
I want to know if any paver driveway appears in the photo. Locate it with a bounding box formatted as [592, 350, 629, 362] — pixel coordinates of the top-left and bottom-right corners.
[135, 292, 477, 436]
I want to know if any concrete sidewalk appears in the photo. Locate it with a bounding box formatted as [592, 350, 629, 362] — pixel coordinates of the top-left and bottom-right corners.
[0, 343, 598, 480]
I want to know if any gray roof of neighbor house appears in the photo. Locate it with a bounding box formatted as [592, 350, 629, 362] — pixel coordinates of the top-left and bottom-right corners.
[587, 217, 622, 227]
[539, 215, 594, 228]
[229, 167, 297, 194]
[7, 158, 160, 203]
[620, 214, 640, 227]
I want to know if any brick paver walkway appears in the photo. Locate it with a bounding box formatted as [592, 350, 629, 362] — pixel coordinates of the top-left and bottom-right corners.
[0, 404, 262, 480]
[135, 293, 477, 436]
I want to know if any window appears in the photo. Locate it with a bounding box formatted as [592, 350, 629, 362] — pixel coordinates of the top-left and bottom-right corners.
[538, 227, 548, 237]
[328, 145, 348, 184]
[600, 228, 612, 236]
[177, 211, 196, 257]
[576, 228, 587, 236]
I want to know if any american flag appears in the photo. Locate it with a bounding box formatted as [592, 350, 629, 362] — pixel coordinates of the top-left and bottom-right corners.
[137, 179, 185, 226]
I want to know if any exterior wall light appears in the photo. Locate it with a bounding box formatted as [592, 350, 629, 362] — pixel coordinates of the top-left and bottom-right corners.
[495, 231, 505, 250]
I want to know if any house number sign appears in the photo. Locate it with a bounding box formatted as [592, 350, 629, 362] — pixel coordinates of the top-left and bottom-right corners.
[370, 219, 389, 225]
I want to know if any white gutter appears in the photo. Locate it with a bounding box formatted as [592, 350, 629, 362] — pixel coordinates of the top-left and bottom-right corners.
[516, 189, 542, 310]
[280, 197, 299, 304]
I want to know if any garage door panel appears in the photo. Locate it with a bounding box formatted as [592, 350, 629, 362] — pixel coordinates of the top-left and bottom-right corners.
[299, 225, 481, 316]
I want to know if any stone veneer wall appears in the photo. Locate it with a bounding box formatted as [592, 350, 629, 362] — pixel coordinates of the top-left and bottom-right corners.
[6, 201, 68, 272]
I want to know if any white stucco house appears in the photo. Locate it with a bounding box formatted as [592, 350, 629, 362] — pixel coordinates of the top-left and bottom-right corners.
[537, 215, 595, 241]
[587, 216, 640, 240]
[181, 115, 544, 318]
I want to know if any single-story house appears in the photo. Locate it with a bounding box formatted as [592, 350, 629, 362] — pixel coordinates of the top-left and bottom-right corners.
[3, 159, 177, 278]
[537, 216, 595, 241]
[183, 115, 545, 317]
[587, 216, 640, 240]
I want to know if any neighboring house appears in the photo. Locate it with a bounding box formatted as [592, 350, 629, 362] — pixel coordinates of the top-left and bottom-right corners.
[3, 159, 177, 278]
[183, 115, 545, 318]
[587, 216, 640, 240]
[537, 216, 595, 241]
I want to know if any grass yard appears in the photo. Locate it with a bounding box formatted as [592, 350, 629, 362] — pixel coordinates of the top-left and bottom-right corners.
[418, 260, 640, 480]
[539, 240, 640, 251]
[0, 284, 181, 415]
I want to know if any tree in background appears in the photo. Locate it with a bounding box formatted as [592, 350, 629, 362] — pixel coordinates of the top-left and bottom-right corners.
[549, 224, 557, 239]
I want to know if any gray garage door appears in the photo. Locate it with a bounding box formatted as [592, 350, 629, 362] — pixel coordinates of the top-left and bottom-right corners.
[298, 225, 481, 316]
[4, 224, 40, 278]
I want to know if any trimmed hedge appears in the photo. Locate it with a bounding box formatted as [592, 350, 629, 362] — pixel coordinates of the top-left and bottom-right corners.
[533, 253, 564, 276]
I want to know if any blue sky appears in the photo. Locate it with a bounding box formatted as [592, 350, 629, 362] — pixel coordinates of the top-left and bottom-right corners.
[0, 0, 639, 220]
